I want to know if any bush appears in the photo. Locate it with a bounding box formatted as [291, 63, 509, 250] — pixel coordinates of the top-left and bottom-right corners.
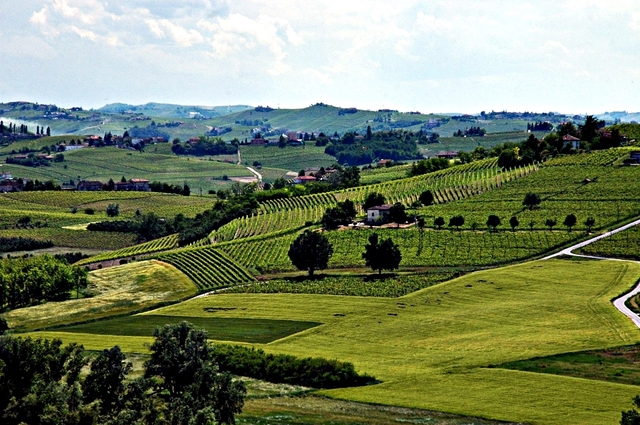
[84, 208, 95, 215]
[211, 344, 376, 389]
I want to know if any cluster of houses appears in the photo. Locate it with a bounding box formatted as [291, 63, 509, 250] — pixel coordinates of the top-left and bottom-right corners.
[0, 171, 22, 192]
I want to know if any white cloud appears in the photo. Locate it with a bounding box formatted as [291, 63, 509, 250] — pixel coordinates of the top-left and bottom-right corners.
[145, 19, 204, 46]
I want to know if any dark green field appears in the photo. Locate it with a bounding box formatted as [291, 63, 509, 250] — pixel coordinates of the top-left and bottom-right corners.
[499, 344, 640, 386]
[58, 315, 322, 343]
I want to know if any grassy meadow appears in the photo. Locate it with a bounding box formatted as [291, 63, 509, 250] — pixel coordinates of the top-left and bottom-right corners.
[4, 260, 196, 332]
[31, 259, 640, 424]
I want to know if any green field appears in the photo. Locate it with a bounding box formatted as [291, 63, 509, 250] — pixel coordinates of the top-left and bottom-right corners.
[4, 260, 196, 332]
[57, 315, 321, 344]
[499, 344, 640, 387]
[32, 259, 640, 424]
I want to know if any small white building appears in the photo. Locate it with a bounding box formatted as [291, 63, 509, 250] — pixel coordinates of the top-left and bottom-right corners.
[366, 204, 392, 224]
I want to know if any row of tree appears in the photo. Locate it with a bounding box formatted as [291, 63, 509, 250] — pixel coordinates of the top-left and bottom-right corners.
[431, 214, 594, 232]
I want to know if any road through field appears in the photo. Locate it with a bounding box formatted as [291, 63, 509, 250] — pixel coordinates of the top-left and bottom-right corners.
[542, 216, 640, 328]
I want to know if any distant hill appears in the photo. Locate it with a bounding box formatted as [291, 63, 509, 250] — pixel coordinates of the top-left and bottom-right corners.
[596, 111, 640, 123]
[98, 102, 252, 119]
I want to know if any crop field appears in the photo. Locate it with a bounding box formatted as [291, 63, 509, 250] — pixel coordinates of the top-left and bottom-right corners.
[1, 146, 253, 191]
[33, 259, 640, 425]
[56, 315, 321, 344]
[225, 272, 458, 297]
[425, 163, 640, 231]
[0, 227, 137, 250]
[3, 260, 196, 332]
[216, 228, 578, 274]
[75, 233, 179, 265]
[157, 246, 256, 291]
[237, 145, 336, 172]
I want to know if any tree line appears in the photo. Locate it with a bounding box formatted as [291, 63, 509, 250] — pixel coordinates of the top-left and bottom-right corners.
[0, 255, 87, 311]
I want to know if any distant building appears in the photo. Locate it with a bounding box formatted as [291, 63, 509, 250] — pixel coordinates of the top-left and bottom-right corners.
[435, 151, 458, 159]
[562, 134, 581, 149]
[293, 175, 317, 184]
[0, 171, 13, 180]
[250, 138, 266, 146]
[0, 180, 22, 192]
[77, 181, 103, 191]
[366, 204, 392, 224]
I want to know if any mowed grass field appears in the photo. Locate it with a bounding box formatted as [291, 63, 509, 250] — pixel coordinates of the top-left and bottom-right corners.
[5, 260, 196, 332]
[33, 258, 640, 425]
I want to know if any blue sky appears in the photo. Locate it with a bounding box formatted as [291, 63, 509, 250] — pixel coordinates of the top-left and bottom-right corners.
[1, 0, 639, 114]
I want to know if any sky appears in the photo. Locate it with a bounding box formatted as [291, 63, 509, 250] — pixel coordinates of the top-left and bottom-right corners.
[1, 0, 639, 114]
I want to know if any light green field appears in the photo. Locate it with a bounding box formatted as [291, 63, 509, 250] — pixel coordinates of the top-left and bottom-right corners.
[5, 260, 196, 332]
[33, 259, 640, 424]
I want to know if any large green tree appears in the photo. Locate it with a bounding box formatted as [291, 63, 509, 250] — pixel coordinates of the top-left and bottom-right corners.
[288, 230, 334, 276]
[362, 233, 402, 275]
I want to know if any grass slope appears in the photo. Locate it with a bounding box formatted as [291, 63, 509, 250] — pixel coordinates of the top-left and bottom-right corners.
[4, 260, 196, 332]
[33, 259, 640, 425]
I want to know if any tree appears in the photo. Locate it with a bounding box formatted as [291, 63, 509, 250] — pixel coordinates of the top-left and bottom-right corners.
[529, 220, 535, 231]
[145, 322, 246, 425]
[0, 317, 8, 335]
[362, 233, 402, 275]
[621, 396, 640, 425]
[448, 215, 465, 230]
[388, 202, 407, 225]
[288, 230, 333, 276]
[486, 215, 501, 232]
[585, 217, 595, 233]
[509, 216, 519, 232]
[362, 192, 386, 210]
[321, 199, 356, 230]
[106, 203, 120, 217]
[523, 193, 541, 210]
[419, 190, 434, 206]
[545, 218, 557, 231]
[564, 213, 577, 232]
[83, 346, 132, 415]
[434, 216, 445, 229]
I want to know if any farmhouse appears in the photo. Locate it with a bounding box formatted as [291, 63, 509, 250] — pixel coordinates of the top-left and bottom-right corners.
[435, 151, 458, 159]
[114, 178, 150, 192]
[0, 180, 22, 192]
[366, 204, 392, 224]
[293, 175, 317, 184]
[77, 180, 103, 191]
[562, 134, 581, 149]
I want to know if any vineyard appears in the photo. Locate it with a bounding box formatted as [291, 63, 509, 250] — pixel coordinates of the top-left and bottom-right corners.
[216, 227, 579, 274]
[336, 162, 539, 209]
[75, 234, 179, 266]
[542, 147, 633, 167]
[156, 246, 255, 291]
[225, 272, 458, 297]
[576, 225, 640, 261]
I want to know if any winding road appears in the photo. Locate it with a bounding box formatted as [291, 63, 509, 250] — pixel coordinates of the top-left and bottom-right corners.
[542, 217, 640, 328]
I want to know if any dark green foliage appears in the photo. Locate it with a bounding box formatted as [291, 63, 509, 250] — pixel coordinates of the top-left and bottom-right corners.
[106, 203, 120, 217]
[327, 165, 360, 189]
[210, 344, 376, 389]
[448, 215, 465, 230]
[434, 216, 445, 229]
[149, 181, 191, 195]
[419, 190, 434, 206]
[322, 200, 357, 230]
[83, 346, 132, 415]
[0, 323, 247, 425]
[545, 218, 557, 231]
[87, 220, 138, 233]
[388, 202, 407, 224]
[487, 215, 501, 231]
[564, 214, 577, 231]
[0, 317, 7, 335]
[362, 233, 402, 275]
[288, 230, 333, 276]
[523, 192, 541, 210]
[622, 396, 640, 425]
[325, 130, 421, 165]
[509, 216, 519, 232]
[585, 217, 595, 233]
[362, 192, 386, 210]
[171, 137, 237, 156]
[145, 322, 246, 424]
[0, 237, 53, 253]
[409, 158, 450, 176]
[0, 255, 88, 311]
